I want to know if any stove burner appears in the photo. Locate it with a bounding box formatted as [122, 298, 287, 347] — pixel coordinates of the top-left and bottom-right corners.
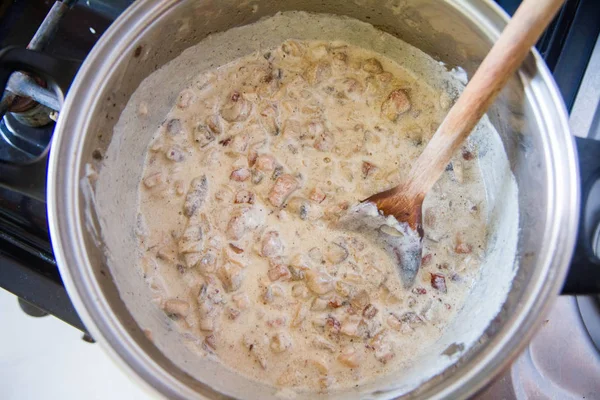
[0, 0, 69, 163]
[0, 112, 53, 160]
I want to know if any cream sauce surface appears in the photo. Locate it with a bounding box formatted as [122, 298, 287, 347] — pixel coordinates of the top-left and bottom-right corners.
[135, 39, 487, 392]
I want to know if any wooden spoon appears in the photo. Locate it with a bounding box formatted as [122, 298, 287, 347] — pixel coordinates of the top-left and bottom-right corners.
[362, 0, 565, 285]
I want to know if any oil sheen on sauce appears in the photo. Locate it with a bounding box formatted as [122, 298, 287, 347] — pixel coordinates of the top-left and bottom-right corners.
[135, 39, 487, 392]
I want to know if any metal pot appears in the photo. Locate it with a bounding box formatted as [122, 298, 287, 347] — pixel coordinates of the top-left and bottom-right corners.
[1, 0, 598, 398]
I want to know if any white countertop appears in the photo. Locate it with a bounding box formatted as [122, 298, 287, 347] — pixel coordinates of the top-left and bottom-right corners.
[0, 288, 155, 400]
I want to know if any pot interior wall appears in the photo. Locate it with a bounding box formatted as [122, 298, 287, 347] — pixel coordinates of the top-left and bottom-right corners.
[79, 1, 550, 398]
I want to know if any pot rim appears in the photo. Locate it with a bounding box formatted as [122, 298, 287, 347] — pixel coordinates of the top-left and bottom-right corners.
[47, 0, 579, 399]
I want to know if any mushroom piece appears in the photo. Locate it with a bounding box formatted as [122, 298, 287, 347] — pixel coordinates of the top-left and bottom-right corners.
[165, 118, 183, 136]
[255, 154, 277, 172]
[268, 260, 292, 282]
[268, 174, 299, 207]
[381, 89, 411, 121]
[338, 347, 361, 368]
[143, 172, 163, 189]
[370, 333, 395, 364]
[312, 336, 336, 352]
[217, 263, 244, 292]
[220, 91, 252, 122]
[165, 146, 185, 162]
[177, 90, 194, 109]
[349, 289, 370, 311]
[230, 168, 251, 182]
[281, 40, 305, 57]
[313, 131, 334, 152]
[205, 114, 222, 135]
[162, 299, 190, 318]
[260, 230, 284, 258]
[260, 106, 280, 136]
[363, 304, 378, 319]
[325, 241, 349, 264]
[234, 190, 255, 204]
[305, 270, 334, 295]
[309, 187, 326, 203]
[270, 332, 293, 353]
[341, 78, 364, 97]
[178, 222, 204, 255]
[340, 315, 362, 337]
[430, 273, 448, 293]
[362, 58, 384, 74]
[194, 125, 216, 148]
[226, 206, 264, 240]
[291, 303, 308, 327]
[304, 62, 332, 85]
[183, 175, 208, 217]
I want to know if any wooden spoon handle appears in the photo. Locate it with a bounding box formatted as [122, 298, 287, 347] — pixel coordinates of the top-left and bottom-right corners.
[402, 0, 564, 199]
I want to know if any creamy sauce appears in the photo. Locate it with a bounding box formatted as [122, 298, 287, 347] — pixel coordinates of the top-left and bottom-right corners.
[134, 40, 487, 392]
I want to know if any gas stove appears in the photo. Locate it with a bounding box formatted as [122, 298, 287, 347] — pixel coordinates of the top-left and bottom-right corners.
[0, 0, 131, 332]
[0, 1, 598, 398]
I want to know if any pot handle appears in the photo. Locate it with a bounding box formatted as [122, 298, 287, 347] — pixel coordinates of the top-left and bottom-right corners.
[0, 47, 80, 200]
[562, 136, 600, 294]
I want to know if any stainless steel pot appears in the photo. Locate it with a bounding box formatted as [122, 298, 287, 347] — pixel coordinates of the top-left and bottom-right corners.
[0, 0, 588, 398]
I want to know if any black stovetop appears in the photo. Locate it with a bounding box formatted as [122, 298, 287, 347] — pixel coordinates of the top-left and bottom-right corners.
[0, 0, 598, 332]
[0, 0, 130, 331]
